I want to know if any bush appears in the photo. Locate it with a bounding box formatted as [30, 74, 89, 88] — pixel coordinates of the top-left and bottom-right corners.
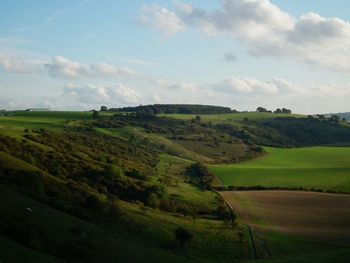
[146, 193, 159, 209]
[174, 227, 193, 247]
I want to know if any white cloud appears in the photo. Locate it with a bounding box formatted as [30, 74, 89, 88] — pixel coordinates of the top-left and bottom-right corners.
[0, 53, 30, 73]
[62, 83, 141, 106]
[215, 77, 279, 94]
[91, 63, 135, 77]
[168, 82, 198, 92]
[45, 56, 89, 78]
[142, 0, 350, 72]
[138, 4, 186, 36]
[173, 1, 193, 15]
[44, 56, 137, 79]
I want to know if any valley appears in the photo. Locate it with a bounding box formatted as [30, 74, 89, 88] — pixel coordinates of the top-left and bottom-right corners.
[0, 107, 350, 262]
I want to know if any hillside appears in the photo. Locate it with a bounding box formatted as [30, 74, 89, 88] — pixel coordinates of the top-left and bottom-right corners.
[1, 108, 350, 262]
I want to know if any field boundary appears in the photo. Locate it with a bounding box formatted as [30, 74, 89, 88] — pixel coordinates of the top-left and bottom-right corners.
[213, 190, 260, 260]
[214, 186, 350, 195]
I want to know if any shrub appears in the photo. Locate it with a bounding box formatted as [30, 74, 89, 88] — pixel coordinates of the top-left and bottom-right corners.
[146, 193, 159, 208]
[174, 227, 193, 247]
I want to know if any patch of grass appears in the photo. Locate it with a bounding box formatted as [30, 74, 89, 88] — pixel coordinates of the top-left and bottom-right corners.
[210, 147, 350, 192]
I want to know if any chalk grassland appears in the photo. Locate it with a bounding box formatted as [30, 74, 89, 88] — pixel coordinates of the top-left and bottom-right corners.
[210, 147, 350, 193]
[160, 112, 304, 123]
[221, 191, 350, 262]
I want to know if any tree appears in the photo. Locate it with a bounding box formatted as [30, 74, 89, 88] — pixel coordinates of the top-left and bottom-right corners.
[104, 165, 123, 182]
[100, 106, 108, 111]
[281, 108, 292, 114]
[195, 115, 201, 123]
[274, 108, 282, 113]
[256, 107, 268, 112]
[92, 110, 100, 119]
[329, 115, 340, 124]
[174, 227, 193, 247]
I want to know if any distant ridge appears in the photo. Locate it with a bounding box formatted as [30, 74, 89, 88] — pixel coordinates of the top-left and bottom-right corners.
[110, 104, 236, 115]
[325, 112, 350, 121]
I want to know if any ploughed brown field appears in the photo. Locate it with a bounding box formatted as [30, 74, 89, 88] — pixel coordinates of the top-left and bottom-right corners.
[221, 191, 350, 246]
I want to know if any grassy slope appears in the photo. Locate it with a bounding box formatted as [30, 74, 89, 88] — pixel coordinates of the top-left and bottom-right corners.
[0, 184, 216, 263]
[210, 147, 350, 192]
[160, 112, 304, 123]
[0, 112, 250, 262]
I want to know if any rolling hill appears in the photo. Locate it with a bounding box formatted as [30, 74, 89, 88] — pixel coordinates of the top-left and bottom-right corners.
[1, 106, 350, 262]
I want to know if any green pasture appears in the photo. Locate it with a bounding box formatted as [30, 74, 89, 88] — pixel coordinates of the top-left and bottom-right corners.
[0, 111, 112, 130]
[210, 147, 350, 192]
[160, 112, 304, 123]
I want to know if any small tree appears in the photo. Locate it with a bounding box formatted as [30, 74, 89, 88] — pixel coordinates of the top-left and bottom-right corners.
[274, 108, 282, 113]
[281, 108, 292, 114]
[256, 107, 267, 112]
[195, 115, 201, 123]
[100, 106, 108, 111]
[175, 227, 193, 247]
[92, 110, 100, 119]
[329, 115, 340, 124]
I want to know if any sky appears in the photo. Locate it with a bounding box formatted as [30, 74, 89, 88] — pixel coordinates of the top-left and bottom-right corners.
[0, 0, 350, 114]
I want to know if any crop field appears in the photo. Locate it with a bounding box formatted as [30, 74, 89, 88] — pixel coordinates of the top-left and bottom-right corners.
[221, 191, 350, 247]
[210, 147, 350, 193]
[161, 112, 304, 123]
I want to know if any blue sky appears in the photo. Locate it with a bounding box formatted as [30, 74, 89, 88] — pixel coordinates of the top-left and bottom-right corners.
[1, 0, 350, 113]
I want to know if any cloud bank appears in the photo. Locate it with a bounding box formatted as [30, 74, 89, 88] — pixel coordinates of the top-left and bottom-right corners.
[62, 83, 141, 106]
[139, 0, 350, 72]
[44, 56, 136, 79]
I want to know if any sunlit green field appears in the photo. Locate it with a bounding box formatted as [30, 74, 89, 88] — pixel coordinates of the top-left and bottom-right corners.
[160, 112, 304, 123]
[210, 147, 350, 192]
[0, 111, 112, 130]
